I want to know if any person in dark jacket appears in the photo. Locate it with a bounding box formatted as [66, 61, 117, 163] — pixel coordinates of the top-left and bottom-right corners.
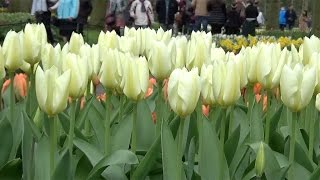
[241, 0, 258, 37]
[77, 0, 93, 35]
[225, 3, 241, 35]
[207, 0, 226, 34]
[156, 0, 178, 30]
[285, 5, 297, 30]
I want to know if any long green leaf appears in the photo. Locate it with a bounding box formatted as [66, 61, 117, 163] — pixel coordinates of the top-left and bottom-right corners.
[87, 150, 139, 179]
[58, 113, 87, 141]
[75, 156, 93, 180]
[73, 137, 104, 166]
[0, 158, 22, 179]
[112, 113, 133, 152]
[186, 137, 195, 180]
[0, 117, 13, 168]
[22, 112, 35, 180]
[52, 150, 73, 180]
[33, 136, 50, 180]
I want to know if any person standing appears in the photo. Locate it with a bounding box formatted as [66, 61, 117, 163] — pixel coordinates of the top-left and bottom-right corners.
[256, 6, 264, 27]
[241, 0, 258, 37]
[299, 10, 310, 33]
[76, 0, 92, 35]
[207, 0, 226, 34]
[285, 5, 297, 30]
[278, 7, 286, 31]
[225, 3, 241, 35]
[191, 0, 209, 32]
[31, 0, 55, 44]
[156, 0, 178, 31]
[105, 0, 126, 35]
[130, 0, 154, 29]
[50, 0, 80, 42]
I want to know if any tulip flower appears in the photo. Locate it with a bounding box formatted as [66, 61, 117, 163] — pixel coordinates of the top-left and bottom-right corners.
[98, 31, 119, 53]
[21, 24, 42, 65]
[212, 60, 241, 106]
[145, 78, 157, 98]
[119, 36, 135, 54]
[210, 47, 226, 63]
[42, 43, 62, 72]
[2, 31, 23, 72]
[148, 40, 175, 80]
[121, 56, 149, 101]
[280, 63, 316, 112]
[316, 93, 320, 112]
[88, 44, 101, 79]
[69, 32, 84, 55]
[303, 35, 320, 65]
[234, 53, 248, 88]
[124, 27, 142, 56]
[200, 65, 215, 105]
[63, 53, 89, 98]
[35, 66, 71, 116]
[0, 46, 6, 79]
[99, 49, 124, 91]
[2, 73, 28, 100]
[202, 105, 210, 117]
[257, 44, 287, 89]
[167, 68, 201, 117]
[174, 36, 187, 68]
[186, 33, 209, 70]
[246, 46, 260, 84]
[255, 142, 265, 178]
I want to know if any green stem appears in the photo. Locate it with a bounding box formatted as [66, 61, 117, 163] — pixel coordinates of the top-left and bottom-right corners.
[0, 78, 3, 111]
[105, 92, 111, 157]
[49, 116, 57, 178]
[131, 103, 138, 153]
[156, 82, 163, 136]
[308, 109, 317, 160]
[288, 109, 297, 180]
[119, 96, 124, 123]
[9, 73, 15, 122]
[84, 82, 91, 136]
[219, 108, 227, 180]
[68, 100, 77, 155]
[177, 118, 185, 180]
[265, 91, 271, 144]
[247, 86, 255, 143]
[228, 106, 234, 138]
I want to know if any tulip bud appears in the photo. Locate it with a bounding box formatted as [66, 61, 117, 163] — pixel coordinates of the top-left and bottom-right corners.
[99, 49, 123, 91]
[234, 53, 248, 88]
[36, 66, 71, 116]
[174, 36, 187, 68]
[200, 65, 215, 105]
[210, 47, 226, 63]
[316, 93, 320, 112]
[2, 31, 23, 72]
[89, 44, 101, 78]
[69, 32, 84, 55]
[246, 46, 260, 84]
[280, 63, 316, 112]
[22, 24, 42, 65]
[212, 60, 241, 106]
[98, 31, 119, 51]
[63, 53, 89, 98]
[303, 36, 320, 65]
[255, 142, 265, 178]
[42, 43, 62, 72]
[121, 56, 149, 101]
[0, 46, 6, 79]
[168, 68, 201, 117]
[119, 36, 135, 54]
[186, 33, 209, 70]
[148, 40, 175, 80]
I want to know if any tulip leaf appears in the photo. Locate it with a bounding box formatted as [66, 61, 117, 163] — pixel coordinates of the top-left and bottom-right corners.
[74, 156, 93, 180]
[58, 113, 87, 141]
[0, 158, 22, 179]
[87, 150, 139, 179]
[270, 104, 284, 133]
[73, 137, 104, 166]
[229, 142, 250, 179]
[101, 165, 128, 180]
[88, 99, 105, 150]
[131, 116, 180, 180]
[250, 102, 264, 143]
[33, 136, 50, 180]
[0, 117, 13, 169]
[199, 117, 230, 180]
[225, 125, 241, 165]
[136, 100, 156, 151]
[161, 120, 180, 180]
[310, 164, 320, 180]
[22, 110, 42, 141]
[52, 150, 73, 180]
[186, 137, 196, 180]
[112, 112, 133, 152]
[9, 111, 24, 159]
[76, 95, 94, 128]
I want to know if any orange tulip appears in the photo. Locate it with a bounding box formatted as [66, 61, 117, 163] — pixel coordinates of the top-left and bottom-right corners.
[202, 105, 210, 117]
[2, 73, 28, 99]
[253, 83, 262, 95]
[151, 111, 156, 124]
[96, 93, 107, 102]
[162, 79, 168, 101]
[145, 78, 156, 98]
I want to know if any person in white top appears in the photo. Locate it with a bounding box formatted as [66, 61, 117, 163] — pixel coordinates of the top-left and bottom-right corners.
[256, 7, 264, 26]
[130, 0, 154, 28]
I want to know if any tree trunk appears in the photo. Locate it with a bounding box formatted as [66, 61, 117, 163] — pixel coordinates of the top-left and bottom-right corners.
[266, 0, 280, 30]
[89, 0, 107, 26]
[312, 0, 320, 36]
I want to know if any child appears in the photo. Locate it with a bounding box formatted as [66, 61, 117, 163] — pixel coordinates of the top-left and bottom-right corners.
[225, 3, 241, 35]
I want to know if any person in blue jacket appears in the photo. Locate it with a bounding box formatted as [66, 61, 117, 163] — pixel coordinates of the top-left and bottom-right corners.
[50, 0, 79, 42]
[279, 7, 286, 31]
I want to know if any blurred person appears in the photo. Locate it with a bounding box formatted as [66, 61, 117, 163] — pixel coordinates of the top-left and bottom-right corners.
[156, 0, 178, 31]
[76, 0, 92, 35]
[130, 0, 154, 29]
[241, 0, 258, 37]
[278, 7, 286, 31]
[207, 0, 226, 34]
[50, 0, 79, 42]
[31, 0, 55, 44]
[191, 0, 209, 32]
[225, 2, 241, 35]
[299, 10, 309, 33]
[105, 0, 126, 35]
[285, 4, 297, 30]
[235, 0, 245, 23]
[256, 6, 264, 26]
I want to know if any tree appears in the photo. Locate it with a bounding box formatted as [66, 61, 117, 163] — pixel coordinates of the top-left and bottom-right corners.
[89, 0, 107, 26]
[8, 0, 32, 12]
[266, 0, 280, 30]
[312, 0, 320, 36]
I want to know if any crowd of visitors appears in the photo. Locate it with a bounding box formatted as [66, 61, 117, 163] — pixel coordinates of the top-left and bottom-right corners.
[28, 0, 313, 44]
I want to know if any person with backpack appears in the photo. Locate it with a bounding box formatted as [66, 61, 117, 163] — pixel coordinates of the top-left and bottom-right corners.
[130, 0, 154, 28]
[156, 0, 178, 31]
[225, 3, 241, 35]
